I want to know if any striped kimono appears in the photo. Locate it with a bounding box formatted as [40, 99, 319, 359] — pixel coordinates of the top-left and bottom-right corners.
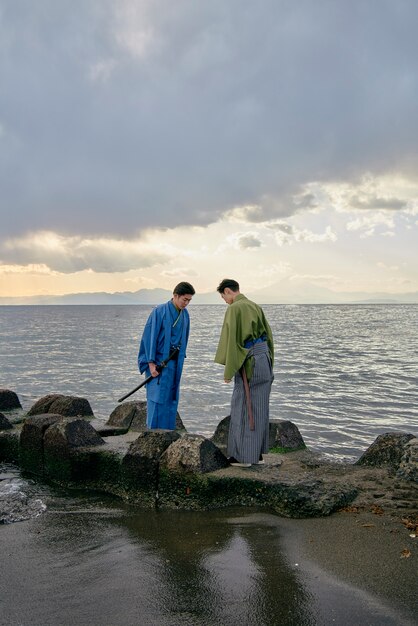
[214, 294, 274, 464]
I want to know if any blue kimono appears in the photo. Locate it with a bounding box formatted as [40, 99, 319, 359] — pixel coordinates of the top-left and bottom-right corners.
[138, 301, 190, 429]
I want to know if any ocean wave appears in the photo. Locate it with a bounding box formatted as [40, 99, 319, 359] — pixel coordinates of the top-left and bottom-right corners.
[0, 464, 47, 524]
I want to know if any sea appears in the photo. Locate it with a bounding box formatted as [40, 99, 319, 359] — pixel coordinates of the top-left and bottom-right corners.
[1, 304, 417, 625]
[1, 303, 417, 461]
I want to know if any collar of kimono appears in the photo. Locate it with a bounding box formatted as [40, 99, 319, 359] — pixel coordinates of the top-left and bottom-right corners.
[170, 299, 183, 326]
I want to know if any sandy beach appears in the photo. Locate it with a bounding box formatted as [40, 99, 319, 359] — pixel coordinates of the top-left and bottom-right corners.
[1, 499, 416, 626]
[278, 509, 418, 625]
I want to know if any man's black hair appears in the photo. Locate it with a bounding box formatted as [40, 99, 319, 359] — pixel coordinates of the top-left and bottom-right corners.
[173, 282, 195, 296]
[216, 279, 240, 293]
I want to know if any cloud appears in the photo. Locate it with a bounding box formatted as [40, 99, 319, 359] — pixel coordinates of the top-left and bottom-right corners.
[2, 1, 418, 242]
[89, 59, 117, 83]
[377, 262, 400, 271]
[161, 267, 199, 278]
[237, 234, 262, 249]
[112, 2, 157, 61]
[346, 212, 395, 237]
[267, 222, 294, 234]
[350, 196, 407, 211]
[267, 222, 337, 246]
[0, 232, 168, 273]
[0, 263, 55, 276]
[290, 273, 339, 282]
[294, 226, 337, 243]
[314, 175, 418, 215]
[224, 205, 265, 223]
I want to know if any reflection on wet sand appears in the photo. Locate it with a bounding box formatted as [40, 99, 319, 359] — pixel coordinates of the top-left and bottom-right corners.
[1, 494, 313, 626]
[120, 509, 313, 625]
[1, 490, 409, 626]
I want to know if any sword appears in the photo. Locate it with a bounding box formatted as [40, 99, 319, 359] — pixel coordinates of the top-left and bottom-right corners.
[118, 346, 180, 403]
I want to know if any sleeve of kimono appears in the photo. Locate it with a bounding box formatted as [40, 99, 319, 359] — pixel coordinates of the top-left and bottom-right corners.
[214, 306, 248, 380]
[138, 306, 163, 373]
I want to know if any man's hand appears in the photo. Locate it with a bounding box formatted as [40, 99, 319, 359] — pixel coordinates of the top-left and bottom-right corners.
[149, 362, 160, 377]
[224, 378, 232, 383]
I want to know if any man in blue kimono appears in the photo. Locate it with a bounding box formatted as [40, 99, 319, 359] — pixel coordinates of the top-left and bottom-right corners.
[138, 282, 195, 429]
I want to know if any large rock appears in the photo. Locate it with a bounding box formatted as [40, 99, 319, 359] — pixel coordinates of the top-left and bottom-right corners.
[0, 389, 22, 411]
[266, 478, 357, 518]
[44, 418, 105, 480]
[26, 394, 61, 414]
[211, 416, 305, 452]
[210, 416, 230, 448]
[356, 432, 416, 472]
[269, 420, 306, 450]
[396, 437, 418, 482]
[27, 394, 94, 418]
[0, 413, 13, 430]
[122, 430, 181, 504]
[108, 401, 186, 432]
[107, 401, 147, 429]
[0, 430, 19, 463]
[160, 434, 228, 475]
[20, 414, 64, 474]
[44, 418, 104, 450]
[158, 435, 229, 511]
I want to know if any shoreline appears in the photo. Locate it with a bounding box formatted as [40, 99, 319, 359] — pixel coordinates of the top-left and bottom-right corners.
[278, 509, 418, 625]
[1, 506, 416, 626]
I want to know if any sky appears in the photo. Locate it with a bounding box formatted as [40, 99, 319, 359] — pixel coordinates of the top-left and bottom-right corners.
[1, 0, 417, 301]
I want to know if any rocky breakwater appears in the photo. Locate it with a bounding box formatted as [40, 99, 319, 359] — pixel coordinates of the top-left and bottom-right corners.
[1, 389, 417, 519]
[0, 389, 24, 462]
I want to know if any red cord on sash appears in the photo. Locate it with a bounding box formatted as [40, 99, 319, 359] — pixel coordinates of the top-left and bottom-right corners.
[240, 365, 255, 431]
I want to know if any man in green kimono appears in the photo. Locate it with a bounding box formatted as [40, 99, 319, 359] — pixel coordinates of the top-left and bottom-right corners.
[215, 279, 274, 467]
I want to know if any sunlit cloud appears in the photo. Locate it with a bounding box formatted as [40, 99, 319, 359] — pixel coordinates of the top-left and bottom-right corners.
[1, 231, 168, 273]
[405, 204, 418, 216]
[223, 205, 264, 223]
[269, 222, 337, 246]
[294, 226, 337, 243]
[350, 196, 407, 211]
[0, 263, 56, 275]
[346, 212, 395, 237]
[292, 191, 320, 210]
[267, 222, 294, 234]
[311, 174, 418, 216]
[162, 267, 199, 278]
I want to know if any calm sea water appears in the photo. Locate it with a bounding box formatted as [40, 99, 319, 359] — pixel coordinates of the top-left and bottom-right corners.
[1, 304, 417, 461]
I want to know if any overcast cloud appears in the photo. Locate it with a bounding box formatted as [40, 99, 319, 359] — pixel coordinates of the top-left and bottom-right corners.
[1, 1, 417, 301]
[1, 0, 418, 241]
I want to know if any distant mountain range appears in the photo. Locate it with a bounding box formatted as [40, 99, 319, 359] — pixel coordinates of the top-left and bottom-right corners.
[1, 281, 417, 305]
[247, 277, 418, 304]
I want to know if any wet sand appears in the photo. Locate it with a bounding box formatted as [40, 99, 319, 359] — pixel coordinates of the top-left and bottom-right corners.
[1, 500, 416, 626]
[277, 510, 418, 625]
